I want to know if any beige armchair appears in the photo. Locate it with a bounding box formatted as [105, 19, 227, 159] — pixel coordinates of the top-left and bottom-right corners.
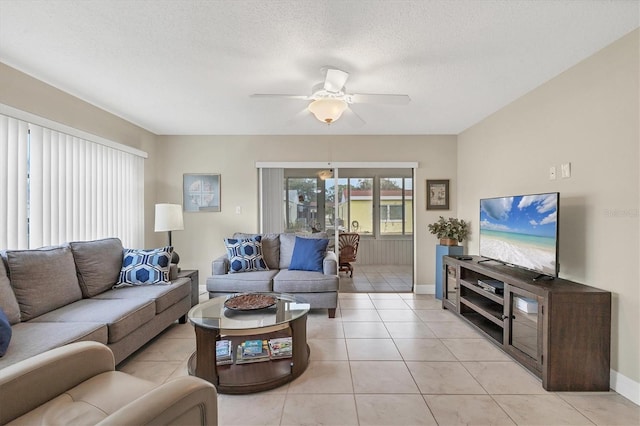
[0, 341, 217, 425]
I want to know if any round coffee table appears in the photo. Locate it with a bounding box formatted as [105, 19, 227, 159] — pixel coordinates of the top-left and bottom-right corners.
[187, 292, 310, 394]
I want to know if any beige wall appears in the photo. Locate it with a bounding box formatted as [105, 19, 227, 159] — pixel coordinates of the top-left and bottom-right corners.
[0, 63, 160, 247]
[154, 135, 458, 288]
[458, 30, 639, 386]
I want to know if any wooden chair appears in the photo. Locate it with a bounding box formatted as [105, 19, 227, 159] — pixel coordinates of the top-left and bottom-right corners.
[338, 233, 360, 277]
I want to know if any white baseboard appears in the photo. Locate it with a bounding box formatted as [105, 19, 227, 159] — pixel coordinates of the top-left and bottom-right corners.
[611, 369, 640, 405]
[415, 284, 435, 294]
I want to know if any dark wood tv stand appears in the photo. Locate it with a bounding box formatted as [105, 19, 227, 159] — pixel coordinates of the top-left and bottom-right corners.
[442, 255, 611, 391]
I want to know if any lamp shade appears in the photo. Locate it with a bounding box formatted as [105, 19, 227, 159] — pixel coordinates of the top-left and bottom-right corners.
[154, 204, 184, 232]
[308, 99, 347, 124]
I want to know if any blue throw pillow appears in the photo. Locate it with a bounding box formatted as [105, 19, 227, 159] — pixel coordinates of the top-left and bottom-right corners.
[114, 246, 173, 287]
[224, 236, 269, 273]
[0, 308, 11, 357]
[289, 237, 329, 272]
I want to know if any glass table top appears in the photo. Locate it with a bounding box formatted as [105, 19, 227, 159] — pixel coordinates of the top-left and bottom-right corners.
[188, 292, 310, 331]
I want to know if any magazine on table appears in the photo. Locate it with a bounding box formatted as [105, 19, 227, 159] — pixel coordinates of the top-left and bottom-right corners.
[236, 339, 270, 364]
[216, 340, 233, 365]
[268, 337, 293, 359]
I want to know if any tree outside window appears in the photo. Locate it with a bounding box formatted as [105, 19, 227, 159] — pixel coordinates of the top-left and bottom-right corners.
[284, 173, 411, 237]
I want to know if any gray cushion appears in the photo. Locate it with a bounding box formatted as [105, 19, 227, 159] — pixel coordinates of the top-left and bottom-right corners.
[206, 270, 278, 293]
[6, 246, 83, 321]
[273, 269, 339, 293]
[30, 298, 155, 343]
[212, 254, 230, 275]
[0, 322, 107, 369]
[279, 234, 297, 269]
[69, 237, 124, 297]
[169, 263, 178, 281]
[302, 232, 329, 239]
[0, 259, 20, 324]
[279, 232, 328, 269]
[234, 233, 280, 270]
[94, 277, 191, 314]
[323, 251, 339, 275]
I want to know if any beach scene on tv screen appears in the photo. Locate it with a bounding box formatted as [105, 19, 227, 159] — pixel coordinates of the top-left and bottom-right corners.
[480, 193, 557, 275]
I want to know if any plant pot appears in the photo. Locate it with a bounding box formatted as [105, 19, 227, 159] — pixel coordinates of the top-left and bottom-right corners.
[439, 238, 459, 246]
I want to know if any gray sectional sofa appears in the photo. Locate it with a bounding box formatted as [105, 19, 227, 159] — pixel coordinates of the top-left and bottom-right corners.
[0, 238, 192, 369]
[206, 232, 339, 317]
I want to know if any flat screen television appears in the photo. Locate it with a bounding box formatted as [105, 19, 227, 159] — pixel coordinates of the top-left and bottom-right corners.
[479, 192, 559, 278]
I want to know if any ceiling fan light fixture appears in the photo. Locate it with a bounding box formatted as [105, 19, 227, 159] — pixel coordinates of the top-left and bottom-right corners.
[308, 98, 347, 124]
[317, 169, 333, 180]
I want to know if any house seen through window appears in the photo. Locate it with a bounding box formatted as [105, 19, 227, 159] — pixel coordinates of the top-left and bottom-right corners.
[284, 172, 412, 238]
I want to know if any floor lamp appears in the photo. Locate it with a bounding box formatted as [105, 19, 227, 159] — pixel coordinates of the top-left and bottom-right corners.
[154, 203, 184, 265]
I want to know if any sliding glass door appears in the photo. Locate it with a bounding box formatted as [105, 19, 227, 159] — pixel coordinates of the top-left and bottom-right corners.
[258, 163, 416, 280]
[326, 177, 374, 235]
[379, 177, 413, 236]
[285, 177, 321, 232]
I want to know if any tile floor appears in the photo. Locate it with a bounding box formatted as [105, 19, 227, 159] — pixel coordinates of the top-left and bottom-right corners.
[339, 264, 413, 293]
[118, 291, 639, 426]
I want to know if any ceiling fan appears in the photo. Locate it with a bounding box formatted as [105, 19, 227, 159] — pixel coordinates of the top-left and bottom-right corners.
[251, 67, 411, 125]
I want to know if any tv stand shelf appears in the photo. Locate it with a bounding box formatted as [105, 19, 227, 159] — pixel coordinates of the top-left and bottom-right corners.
[442, 255, 611, 391]
[464, 312, 504, 343]
[460, 297, 503, 326]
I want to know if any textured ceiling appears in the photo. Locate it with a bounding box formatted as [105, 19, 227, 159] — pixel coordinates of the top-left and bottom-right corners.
[0, 0, 638, 135]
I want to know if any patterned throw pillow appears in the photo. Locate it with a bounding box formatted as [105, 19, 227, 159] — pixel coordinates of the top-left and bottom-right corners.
[114, 246, 173, 287]
[224, 236, 269, 273]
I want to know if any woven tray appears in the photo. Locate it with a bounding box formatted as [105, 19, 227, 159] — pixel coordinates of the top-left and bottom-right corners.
[224, 294, 277, 311]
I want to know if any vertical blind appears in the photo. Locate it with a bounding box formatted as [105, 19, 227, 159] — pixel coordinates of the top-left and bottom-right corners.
[0, 113, 144, 249]
[0, 115, 28, 249]
[259, 168, 285, 233]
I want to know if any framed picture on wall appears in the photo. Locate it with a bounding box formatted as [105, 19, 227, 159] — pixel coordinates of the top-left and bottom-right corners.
[183, 174, 221, 212]
[426, 179, 449, 210]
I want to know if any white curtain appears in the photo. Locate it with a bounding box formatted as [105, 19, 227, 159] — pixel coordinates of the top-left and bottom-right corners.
[0, 113, 144, 249]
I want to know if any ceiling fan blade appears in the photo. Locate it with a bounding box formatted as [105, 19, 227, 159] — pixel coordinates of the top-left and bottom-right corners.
[285, 107, 312, 126]
[250, 94, 310, 100]
[323, 68, 349, 93]
[343, 106, 366, 127]
[349, 93, 411, 105]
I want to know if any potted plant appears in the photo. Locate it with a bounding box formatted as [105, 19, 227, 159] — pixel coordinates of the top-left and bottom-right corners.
[428, 216, 469, 246]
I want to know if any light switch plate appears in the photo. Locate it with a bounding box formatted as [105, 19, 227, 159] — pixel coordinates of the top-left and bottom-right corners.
[549, 166, 557, 180]
[561, 163, 571, 178]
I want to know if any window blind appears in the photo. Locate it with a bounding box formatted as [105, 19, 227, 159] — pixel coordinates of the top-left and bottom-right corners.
[0, 113, 144, 249]
[0, 115, 29, 249]
[259, 167, 285, 233]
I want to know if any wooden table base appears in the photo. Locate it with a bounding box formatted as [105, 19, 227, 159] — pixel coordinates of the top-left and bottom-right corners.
[188, 313, 309, 394]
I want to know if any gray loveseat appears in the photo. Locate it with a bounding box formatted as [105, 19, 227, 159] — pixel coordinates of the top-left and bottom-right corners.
[206, 232, 338, 317]
[0, 238, 192, 369]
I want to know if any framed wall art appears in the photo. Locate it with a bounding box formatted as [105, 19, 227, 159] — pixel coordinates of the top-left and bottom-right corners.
[426, 179, 449, 210]
[183, 173, 221, 212]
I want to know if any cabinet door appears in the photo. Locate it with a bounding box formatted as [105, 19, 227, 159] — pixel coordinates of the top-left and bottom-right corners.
[504, 285, 543, 373]
[443, 264, 458, 311]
